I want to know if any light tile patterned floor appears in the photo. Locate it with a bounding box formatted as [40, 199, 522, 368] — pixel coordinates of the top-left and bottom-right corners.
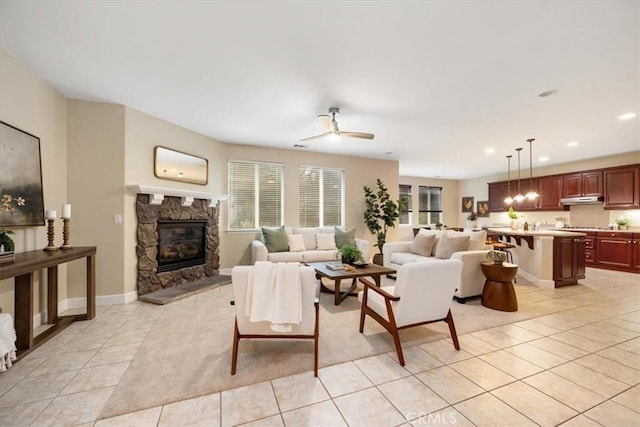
[0, 267, 638, 426]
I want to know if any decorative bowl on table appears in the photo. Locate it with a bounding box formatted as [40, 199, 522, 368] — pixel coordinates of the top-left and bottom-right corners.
[486, 250, 507, 265]
[351, 261, 370, 268]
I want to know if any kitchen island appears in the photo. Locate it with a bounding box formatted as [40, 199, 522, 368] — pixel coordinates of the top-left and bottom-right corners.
[487, 228, 587, 288]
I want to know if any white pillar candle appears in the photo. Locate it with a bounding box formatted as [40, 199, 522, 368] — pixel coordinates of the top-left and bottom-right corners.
[62, 204, 71, 219]
[46, 210, 57, 220]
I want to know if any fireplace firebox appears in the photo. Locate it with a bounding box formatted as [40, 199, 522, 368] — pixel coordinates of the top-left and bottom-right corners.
[156, 220, 207, 272]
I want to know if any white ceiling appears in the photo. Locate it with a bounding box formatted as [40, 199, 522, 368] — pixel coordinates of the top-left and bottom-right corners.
[1, 1, 638, 179]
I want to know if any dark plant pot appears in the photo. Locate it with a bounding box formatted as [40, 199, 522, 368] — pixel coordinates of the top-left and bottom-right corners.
[373, 253, 383, 266]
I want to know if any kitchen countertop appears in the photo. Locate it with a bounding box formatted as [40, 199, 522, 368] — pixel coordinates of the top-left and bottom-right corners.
[487, 227, 587, 237]
[562, 228, 637, 234]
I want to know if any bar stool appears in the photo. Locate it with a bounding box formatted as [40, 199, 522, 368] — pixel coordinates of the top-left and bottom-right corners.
[491, 241, 516, 282]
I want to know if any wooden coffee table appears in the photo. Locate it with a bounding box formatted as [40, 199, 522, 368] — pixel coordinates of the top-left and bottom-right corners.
[305, 262, 396, 305]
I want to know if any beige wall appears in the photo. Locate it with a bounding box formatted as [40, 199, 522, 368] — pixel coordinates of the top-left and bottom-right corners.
[67, 100, 126, 300]
[221, 144, 400, 265]
[0, 48, 68, 316]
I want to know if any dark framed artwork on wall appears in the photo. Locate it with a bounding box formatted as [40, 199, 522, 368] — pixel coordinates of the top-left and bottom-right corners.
[0, 121, 45, 227]
[462, 196, 474, 213]
[477, 201, 490, 217]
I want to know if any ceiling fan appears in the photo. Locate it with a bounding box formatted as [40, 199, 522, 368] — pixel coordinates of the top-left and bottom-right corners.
[300, 107, 374, 142]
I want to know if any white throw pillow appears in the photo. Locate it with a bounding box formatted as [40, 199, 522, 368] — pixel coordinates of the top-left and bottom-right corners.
[287, 234, 306, 252]
[316, 233, 337, 250]
[411, 229, 436, 257]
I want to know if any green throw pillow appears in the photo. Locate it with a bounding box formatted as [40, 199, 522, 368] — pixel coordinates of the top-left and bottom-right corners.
[334, 226, 356, 248]
[262, 226, 289, 253]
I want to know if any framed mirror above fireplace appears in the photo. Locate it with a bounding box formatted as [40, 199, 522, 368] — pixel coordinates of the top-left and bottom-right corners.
[154, 146, 208, 185]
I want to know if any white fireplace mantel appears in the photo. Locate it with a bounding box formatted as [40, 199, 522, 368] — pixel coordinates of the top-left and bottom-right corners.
[128, 185, 228, 207]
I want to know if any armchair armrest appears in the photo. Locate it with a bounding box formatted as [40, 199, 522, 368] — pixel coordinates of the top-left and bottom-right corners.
[251, 240, 268, 264]
[382, 241, 413, 267]
[358, 277, 400, 301]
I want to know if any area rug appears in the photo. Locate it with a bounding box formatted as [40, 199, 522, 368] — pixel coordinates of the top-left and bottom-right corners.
[99, 280, 526, 419]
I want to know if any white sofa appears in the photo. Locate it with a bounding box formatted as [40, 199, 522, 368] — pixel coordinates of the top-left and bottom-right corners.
[383, 229, 491, 303]
[251, 226, 371, 264]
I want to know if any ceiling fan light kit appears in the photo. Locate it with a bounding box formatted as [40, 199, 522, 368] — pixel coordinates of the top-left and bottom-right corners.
[300, 107, 374, 142]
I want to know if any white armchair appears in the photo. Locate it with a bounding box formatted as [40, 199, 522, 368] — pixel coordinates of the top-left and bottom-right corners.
[230, 264, 320, 376]
[358, 259, 463, 366]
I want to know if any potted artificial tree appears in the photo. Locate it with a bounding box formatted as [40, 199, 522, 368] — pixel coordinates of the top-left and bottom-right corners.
[363, 178, 407, 265]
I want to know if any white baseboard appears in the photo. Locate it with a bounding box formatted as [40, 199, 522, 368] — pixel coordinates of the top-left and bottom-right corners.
[66, 291, 139, 309]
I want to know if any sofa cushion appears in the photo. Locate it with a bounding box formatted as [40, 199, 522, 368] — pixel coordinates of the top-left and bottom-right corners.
[411, 229, 436, 257]
[390, 252, 430, 266]
[302, 250, 337, 263]
[267, 251, 304, 263]
[334, 226, 356, 248]
[448, 230, 487, 251]
[316, 233, 337, 250]
[262, 226, 289, 253]
[287, 234, 306, 252]
[292, 227, 320, 250]
[435, 234, 470, 259]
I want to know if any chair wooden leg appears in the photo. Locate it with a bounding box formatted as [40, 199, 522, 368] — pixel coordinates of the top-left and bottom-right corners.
[231, 319, 240, 375]
[390, 323, 405, 366]
[314, 303, 319, 377]
[359, 289, 368, 333]
[445, 310, 460, 351]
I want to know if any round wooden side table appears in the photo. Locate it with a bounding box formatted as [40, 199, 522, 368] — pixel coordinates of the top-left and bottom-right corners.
[480, 261, 518, 312]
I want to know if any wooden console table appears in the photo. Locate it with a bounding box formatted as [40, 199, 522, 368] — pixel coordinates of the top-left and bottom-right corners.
[0, 247, 96, 358]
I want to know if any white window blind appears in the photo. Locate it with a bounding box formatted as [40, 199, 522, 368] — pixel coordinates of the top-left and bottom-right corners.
[228, 160, 283, 229]
[299, 166, 344, 227]
[418, 186, 443, 225]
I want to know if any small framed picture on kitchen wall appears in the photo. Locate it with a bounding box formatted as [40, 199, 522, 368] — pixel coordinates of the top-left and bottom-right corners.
[477, 201, 490, 217]
[461, 196, 474, 213]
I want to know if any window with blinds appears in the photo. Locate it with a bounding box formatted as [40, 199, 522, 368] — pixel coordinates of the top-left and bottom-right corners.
[299, 166, 344, 227]
[418, 186, 443, 225]
[399, 184, 412, 225]
[228, 160, 283, 230]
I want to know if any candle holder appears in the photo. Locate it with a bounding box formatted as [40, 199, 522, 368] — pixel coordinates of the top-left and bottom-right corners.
[60, 218, 73, 250]
[43, 219, 58, 251]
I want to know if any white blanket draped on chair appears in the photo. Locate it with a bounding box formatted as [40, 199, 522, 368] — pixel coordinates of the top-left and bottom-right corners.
[0, 313, 17, 372]
[245, 261, 302, 332]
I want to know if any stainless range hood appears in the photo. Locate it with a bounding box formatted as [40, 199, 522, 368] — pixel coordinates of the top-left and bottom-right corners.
[560, 196, 604, 205]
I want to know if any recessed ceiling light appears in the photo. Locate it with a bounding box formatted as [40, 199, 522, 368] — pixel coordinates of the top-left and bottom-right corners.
[618, 112, 637, 121]
[484, 148, 495, 154]
[538, 156, 549, 162]
[567, 142, 579, 147]
[385, 152, 393, 155]
[293, 144, 306, 148]
[538, 89, 558, 97]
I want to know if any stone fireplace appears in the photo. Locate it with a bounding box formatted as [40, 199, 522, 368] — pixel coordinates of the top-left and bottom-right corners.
[135, 193, 220, 295]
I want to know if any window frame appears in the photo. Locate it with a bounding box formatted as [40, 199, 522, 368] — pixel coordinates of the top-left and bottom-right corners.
[227, 159, 284, 231]
[418, 185, 443, 226]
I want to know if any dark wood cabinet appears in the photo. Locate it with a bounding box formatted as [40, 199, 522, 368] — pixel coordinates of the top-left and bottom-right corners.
[553, 236, 586, 286]
[488, 182, 506, 212]
[515, 178, 539, 211]
[562, 171, 602, 198]
[538, 175, 565, 211]
[584, 232, 596, 265]
[596, 231, 634, 270]
[633, 234, 640, 272]
[604, 166, 640, 209]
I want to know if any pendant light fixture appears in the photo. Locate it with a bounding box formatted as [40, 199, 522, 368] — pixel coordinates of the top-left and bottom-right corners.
[525, 138, 539, 200]
[504, 155, 514, 205]
[513, 147, 525, 202]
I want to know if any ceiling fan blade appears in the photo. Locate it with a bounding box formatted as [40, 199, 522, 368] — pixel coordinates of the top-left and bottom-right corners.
[318, 114, 333, 132]
[339, 131, 375, 140]
[300, 132, 330, 142]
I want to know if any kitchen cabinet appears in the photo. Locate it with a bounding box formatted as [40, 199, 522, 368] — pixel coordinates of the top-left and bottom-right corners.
[604, 165, 640, 209]
[596, 231, 634, 270]
[562, 171, 602, 198]
[515, 178, 539, 211]
[584, 231, 596, 265]
[537, 175, 565, 211]
[633, 233, 640, 272]
[553, 236, 586, 286]
[488, 182, 508, 212]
